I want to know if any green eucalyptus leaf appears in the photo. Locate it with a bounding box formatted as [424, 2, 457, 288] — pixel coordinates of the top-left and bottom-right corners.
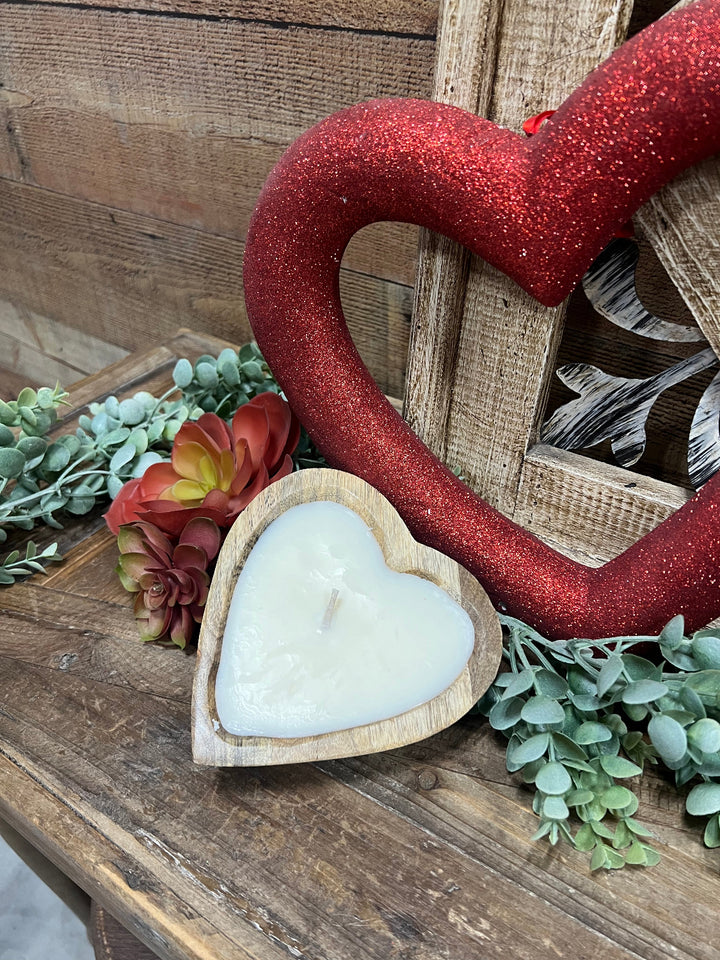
[600, 785, 635, 810]
[623, 841, 648, 865]
[597, 656, 624, 698]
[574, 721, 612, 745]
[569, 693, 602, 712]
[590, 844, 609, 871]
[107, 474, 125, 499]
[173, 357, 194, 388]
[128, 428, 148, 455]
[567, 667, 597, 696]
[218, 359, 241, 386]
[704, 814, 720, 848]
[574, 823, 599, 852]
[502, 668, 536, 699]
[118, 397, 145, 426]
[565, 789, 594, 807]
[684, 671, 720, 710]
[598, 756, 642, 779]
[686, 782, 720, 816]
[692, 635, 720, 671]
[521, 758, 545, 784]
[659, 615, 685, 651]
[535, 761, 572, 795]
[542, 795, 569, 820]
[16, 435, 47, 468]
[521, 695, 565, 726]
[17, 387, 37, 408]
[679, 684, 707, 719]
[624, 817, 655, 838]
[241, 359, 264, 382]
[0, 400, 17, 425]
[531, 821, 553, 842]
[195, 361, 218, 387]
[551, 733, 590, 763]
[109, 442, 137, 473]
[648, 714, 687, 764]
[104, 395, 120, 419]
[612, 820, 631, 849]
[534, 669, 569, 698]
[623, 655, 661, 681]
[661, 646, 699, 672]
[507, 732, 549, 769]
[623, 702, 649, 722]
[43, 443, 71, 472]
[0, 447, 26, 479]
[622, 679, 667, 704]
[0, 424, 14, 447]
[488, 696, 524, 731]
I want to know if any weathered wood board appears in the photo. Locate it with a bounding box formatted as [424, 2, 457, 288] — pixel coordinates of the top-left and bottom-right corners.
[0, 1, 434, 394]
[1, 332, 719, 960]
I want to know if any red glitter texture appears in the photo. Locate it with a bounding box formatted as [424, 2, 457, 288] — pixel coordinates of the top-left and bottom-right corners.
[244, 0, 720, 640]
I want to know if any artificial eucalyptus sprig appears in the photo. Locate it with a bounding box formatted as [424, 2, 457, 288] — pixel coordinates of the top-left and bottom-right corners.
[0, 541, 63, 584]
[0, 343, 325, 582]
[476, 614, 720, 869]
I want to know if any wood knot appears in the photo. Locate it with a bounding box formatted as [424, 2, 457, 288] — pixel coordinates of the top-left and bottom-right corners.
[417, 768, 438, 791]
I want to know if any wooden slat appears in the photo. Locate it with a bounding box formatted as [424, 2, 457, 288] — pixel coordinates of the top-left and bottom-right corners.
[404, 0, 634, 516]
[0, 5, 431, 287]
[638, 155, 720, 358]
[404, 0, 502, 461]
[0, 179, 412, 395]
[514, 444, 689, 565]
[19, 0, 439, 36]
[0, 297, 128, 384]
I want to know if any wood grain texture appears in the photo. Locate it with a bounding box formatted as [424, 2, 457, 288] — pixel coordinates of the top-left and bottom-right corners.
[19, 0, 439, 35]
[1, 335, 719, 960]
[514, 444, 689, 565]
[638, 155, 720, 359]
[0, 5, 430, 285]
[404, 0, 502, 461]
[192, 469, 502, 766]
[0, 179, 412, 396]
[405, 0, 634, 515]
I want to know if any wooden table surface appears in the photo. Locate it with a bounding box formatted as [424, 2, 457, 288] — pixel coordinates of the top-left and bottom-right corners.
[1, 330, 717, 960]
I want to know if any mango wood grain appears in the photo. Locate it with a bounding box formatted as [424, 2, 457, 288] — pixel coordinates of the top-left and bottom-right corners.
[192, 469, 502, 766]
[1, 335, 719, 960]
[20, 0, 439, 35]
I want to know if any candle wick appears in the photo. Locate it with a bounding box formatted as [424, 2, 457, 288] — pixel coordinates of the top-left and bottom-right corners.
[320, 588, 340, 631]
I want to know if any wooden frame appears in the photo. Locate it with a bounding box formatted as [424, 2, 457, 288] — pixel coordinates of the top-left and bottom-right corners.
[405, 0, 720, 567]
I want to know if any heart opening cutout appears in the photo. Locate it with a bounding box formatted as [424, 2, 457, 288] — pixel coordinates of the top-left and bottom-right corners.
[192, 469, 502, 766]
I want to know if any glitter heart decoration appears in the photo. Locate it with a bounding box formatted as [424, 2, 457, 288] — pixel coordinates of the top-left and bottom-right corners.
[243, 0, 720, 640]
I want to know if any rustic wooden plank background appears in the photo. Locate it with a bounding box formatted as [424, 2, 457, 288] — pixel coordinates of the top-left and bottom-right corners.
[0, 0, 437, 399]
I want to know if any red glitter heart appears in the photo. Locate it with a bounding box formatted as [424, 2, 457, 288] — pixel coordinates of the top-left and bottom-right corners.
[244, 0, 720, 640]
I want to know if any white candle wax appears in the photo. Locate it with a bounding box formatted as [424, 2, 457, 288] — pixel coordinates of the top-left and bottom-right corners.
[215, 501, 474, 738]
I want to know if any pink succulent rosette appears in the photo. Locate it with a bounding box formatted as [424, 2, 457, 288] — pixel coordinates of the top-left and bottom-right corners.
[106, 392, 300, 537]
[116, 517, 222, 648]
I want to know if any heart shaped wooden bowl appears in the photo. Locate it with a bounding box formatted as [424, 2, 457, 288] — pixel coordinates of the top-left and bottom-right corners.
[192, 468, 502, 766]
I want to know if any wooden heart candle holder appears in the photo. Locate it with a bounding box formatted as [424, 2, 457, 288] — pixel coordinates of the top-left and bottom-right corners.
[192, 469, 502, 766]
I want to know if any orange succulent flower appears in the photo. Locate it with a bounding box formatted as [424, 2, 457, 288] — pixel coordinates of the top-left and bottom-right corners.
[105, 393, 300, 537]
